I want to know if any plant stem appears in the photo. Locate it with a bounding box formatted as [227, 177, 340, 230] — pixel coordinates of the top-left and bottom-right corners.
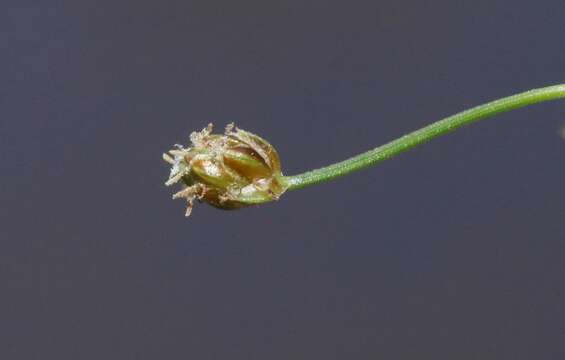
[282, 84, 565, 191]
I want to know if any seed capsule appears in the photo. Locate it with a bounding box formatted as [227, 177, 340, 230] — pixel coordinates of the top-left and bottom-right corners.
[163, 123, 287, 216]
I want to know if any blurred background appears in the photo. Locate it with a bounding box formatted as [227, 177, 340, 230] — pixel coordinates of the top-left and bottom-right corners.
[2, 0, 565, 359]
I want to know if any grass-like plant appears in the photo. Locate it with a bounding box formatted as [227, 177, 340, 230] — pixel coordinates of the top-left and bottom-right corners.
[163, 84, 565, 216]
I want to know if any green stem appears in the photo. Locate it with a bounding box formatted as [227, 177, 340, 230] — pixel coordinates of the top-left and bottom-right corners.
[282, 84, 565, 191]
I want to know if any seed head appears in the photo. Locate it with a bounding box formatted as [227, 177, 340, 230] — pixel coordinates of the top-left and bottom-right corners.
[163, 123, 287, 216]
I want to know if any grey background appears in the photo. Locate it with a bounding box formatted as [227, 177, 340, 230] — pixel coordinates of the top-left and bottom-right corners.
[2, 0, 565, 359]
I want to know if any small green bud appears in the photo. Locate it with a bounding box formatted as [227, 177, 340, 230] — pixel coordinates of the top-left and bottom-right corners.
[163, 123, 287, 216]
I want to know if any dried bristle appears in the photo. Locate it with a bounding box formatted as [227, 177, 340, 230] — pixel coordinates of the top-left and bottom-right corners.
[162, 153, 175, 164]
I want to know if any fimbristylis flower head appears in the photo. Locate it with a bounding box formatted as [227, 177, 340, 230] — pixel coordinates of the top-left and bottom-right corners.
[163, 123, 287, 216]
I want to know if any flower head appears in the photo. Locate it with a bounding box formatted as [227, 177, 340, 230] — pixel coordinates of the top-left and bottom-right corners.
[163, 123, 287, 216]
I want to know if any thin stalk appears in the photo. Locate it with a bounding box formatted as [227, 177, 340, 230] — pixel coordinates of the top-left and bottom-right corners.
[281, 84, 565, 191]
